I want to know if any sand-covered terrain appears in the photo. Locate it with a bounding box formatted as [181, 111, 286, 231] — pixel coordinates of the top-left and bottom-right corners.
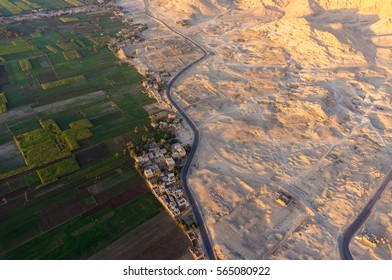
[116, 0, 392, 259]
[350, 181, 392, 260]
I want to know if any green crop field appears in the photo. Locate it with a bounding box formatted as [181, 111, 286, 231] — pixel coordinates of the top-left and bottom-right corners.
[59, 17, 79, 23]
[0, 40, 35, 56]
[37, 157, 80, 184]
[56, 40, 80, 51]
[15, 127, 71, 167]
[62, 49, 81, 60]
[64, 0, 83, 7]
[0, 92, 7, 113]
[2, 192, 162, 259]
[41, 75, 85, 89]
[11, 118, 93, 169]
[0, 0, 23, 15]
[62, 119, 94, 150]
[0, 6, 185, 261]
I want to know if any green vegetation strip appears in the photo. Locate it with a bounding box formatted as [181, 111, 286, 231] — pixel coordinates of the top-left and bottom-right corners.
[0, 92, 7, 113]
[41, 75, 85, 90]
[37, 157, 80, 185]
[64, 0, 83, 7]
[59, 17, 79, 23]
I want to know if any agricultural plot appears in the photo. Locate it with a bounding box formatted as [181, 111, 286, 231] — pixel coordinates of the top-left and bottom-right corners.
[19, 59, 32, 71]
[0, 40, 35, 56]
[62, 50, 80, 60]
[8, 115, 41, 136]
[37, 157, 80, 184]
[2, 192, 162, 259]
[63, 0, 83, 7]
[15, 126, 71, 167]
[0, 117, 93, 181]
[62, 119, 94, 150]
[90, 212, 193, 260]
[41, 75, 85, 89]
[0, 124, 13, 144]
[0, 92, 7, 113]
[59, 17, 79, 23]
[0, 7, 190, 260]
[0, 0, 23, 16]
[0, 0, 86, 16]
[56, 40, 80, 51]
[0, 141, 25, 173]
[0, 16, 139, 111]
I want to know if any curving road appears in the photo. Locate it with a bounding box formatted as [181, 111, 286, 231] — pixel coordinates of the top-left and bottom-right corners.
[340, 168, 392, 260]
[143, 0, 216, 260]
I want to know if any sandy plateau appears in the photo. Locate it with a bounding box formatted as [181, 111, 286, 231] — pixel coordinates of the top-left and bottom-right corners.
[116, 0, 392, 259]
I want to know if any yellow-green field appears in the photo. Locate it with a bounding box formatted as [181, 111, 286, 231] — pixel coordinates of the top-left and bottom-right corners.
[0, 92, 7, 113]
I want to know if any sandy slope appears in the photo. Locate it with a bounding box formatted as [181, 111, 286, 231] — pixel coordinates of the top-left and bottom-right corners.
[117, 0, 392, 259]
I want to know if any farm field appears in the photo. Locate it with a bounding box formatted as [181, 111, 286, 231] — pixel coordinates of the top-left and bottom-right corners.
[90, 211, 193, 260]
[0, 0, 87, 17]
[0, 6, 191, 259]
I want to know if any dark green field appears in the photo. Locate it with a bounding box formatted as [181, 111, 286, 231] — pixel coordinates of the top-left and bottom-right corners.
[2, 192, 162, 259]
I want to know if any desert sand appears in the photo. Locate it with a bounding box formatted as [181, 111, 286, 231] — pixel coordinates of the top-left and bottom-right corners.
[116, 0, 392, 259]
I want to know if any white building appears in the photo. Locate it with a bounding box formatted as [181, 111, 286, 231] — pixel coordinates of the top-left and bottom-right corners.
[135, 155, 149, 164]
[165, 157, 175, 170]
[167, 173, 176, 183]
[172, 143, 186, 157]
[144, 168, 154, 178]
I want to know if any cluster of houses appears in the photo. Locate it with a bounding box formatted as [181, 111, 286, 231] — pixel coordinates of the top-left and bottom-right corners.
[149, 109, 183, 132]
[133, 141, 206, 259]
[134, 142, 189, 218]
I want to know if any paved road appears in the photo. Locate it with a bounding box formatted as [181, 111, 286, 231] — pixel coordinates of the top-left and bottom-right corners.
[143, 0, 216, 260]
[340, 168, 392, 259]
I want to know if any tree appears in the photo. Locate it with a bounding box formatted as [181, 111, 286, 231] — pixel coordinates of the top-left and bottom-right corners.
[173, 167, 181, 176]
[190, 223, 198, 230]
[176, 219, 189, 231]
[184, 144, 191, 153]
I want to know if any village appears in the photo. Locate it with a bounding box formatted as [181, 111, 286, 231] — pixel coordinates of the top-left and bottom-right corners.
[131, 134, 205, 259]
[127, 100, 204, 260]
